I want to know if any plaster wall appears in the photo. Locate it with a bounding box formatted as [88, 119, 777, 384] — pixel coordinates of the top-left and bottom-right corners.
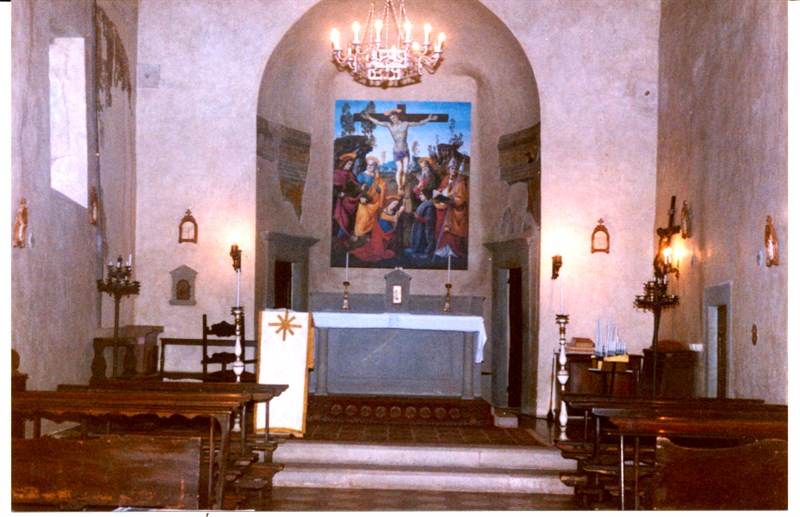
[11, 0, 138, 395]
[656, 0, 787, 403]
[134, 0, 660, 412]
[484, 0, 660, 414]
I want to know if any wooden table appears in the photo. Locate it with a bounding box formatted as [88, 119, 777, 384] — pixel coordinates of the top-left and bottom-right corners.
[13, 388, 284, 509]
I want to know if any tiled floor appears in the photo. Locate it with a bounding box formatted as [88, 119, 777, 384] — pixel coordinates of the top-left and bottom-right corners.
[297, 420, 547, 446]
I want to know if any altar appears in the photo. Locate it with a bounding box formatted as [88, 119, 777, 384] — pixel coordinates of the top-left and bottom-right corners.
[309, 289, 485, 400]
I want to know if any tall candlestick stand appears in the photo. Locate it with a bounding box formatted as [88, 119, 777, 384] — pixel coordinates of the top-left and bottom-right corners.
[230, 306, 245, 383]
[635, 195, 681, 397]
[555, 313, 570, 440]
[443, 283, 452, 312]
[342, 281, 351, 310]
[97, 256, 141, 379]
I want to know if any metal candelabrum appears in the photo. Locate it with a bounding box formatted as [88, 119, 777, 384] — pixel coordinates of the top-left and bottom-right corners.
[634, 277, 679, 396]
[555, 313, 570, 440]
[96, 256, 141, 379]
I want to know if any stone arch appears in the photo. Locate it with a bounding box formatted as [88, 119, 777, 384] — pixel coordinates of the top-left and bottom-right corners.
[255, 0, 541, 410]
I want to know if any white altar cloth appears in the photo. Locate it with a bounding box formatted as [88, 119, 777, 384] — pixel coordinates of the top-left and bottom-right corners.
[311, 312, 486, 363]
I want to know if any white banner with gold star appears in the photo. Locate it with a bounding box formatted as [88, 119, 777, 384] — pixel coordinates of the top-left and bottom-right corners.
[255, 309, 314, 435]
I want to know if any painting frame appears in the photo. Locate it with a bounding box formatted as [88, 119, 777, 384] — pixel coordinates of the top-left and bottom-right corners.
[330, 99, 472, 273]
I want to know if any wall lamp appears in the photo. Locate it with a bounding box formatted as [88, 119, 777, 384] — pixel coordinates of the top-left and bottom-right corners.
[552, 255, 563, 279]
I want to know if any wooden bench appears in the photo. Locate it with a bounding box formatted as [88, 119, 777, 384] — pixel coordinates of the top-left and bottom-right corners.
[555, 395, 786, 510]
[12, 389, 249, 509]
[646, 436, 788, 510]
[12, 434, 201, 510]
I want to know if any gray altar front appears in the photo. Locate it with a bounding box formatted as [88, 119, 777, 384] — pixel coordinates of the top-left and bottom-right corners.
[309, 289, 485, 400]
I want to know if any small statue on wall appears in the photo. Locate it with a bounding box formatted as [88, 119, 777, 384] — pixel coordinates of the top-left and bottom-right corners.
[765, 215, 779, 267]
[12, 198, 28, 248]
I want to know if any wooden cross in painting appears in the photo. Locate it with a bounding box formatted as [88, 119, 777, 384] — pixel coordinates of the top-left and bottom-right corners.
[354, 103, 450, 124]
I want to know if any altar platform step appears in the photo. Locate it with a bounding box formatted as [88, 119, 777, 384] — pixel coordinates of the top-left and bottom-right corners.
[271, 441, 575, 494]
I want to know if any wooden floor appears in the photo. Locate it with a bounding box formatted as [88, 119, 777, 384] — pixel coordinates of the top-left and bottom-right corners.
[256, 486, 584, 511]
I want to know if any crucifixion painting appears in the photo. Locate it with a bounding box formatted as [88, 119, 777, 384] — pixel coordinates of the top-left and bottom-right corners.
[331, 100, 472, 272]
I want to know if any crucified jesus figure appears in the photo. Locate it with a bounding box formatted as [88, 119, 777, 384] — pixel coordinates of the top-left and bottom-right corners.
[364, 109, 440, 191]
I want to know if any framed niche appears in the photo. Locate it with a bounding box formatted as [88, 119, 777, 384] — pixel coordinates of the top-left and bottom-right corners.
[179, 209, 198, 243]
[169, 265, 197, 305]
[384, 268, 411, 312]
[591, 218, 610, 254]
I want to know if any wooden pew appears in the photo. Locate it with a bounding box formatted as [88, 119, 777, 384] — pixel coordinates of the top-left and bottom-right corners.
[12, 389, 246, 509]
[57, 381, 288, 505]
[12, 434, 201, 510]
[646, 436, 788, 510]
[555, 394, 785, 510]
[603, 405, 786, 510]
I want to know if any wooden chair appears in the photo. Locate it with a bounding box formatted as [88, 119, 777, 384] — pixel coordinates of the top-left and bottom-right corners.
[646, 436, 788, 510]
[202, 314, 257, 382]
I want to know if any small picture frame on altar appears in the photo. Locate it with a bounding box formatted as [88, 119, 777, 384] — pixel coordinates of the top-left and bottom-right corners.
[179, 209, 198, 243]
[591, 218, 610, 254]
[392, 285, 403, 304]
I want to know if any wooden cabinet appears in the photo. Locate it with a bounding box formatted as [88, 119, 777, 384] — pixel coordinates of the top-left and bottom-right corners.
[640, 347, 696, 398]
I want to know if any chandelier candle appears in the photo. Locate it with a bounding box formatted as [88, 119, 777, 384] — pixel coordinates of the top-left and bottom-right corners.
[330, 0, 445, 87]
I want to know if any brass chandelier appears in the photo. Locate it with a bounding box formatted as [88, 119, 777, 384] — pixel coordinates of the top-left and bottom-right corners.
[330, 0, 445, 87]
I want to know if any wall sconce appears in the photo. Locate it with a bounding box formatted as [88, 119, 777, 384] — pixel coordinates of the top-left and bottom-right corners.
[230, 244, 242, 272]
[552, 255, 563, 279]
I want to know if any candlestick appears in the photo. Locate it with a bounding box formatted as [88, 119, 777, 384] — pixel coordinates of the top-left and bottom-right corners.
[555, 313, 570, 440]
[331, 28, 340, 50]
[342, 281, 351, 310]
[447, 255, 451, 283]
[443, 283, 452, 312]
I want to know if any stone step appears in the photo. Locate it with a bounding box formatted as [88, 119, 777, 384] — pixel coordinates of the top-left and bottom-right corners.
[272, 441, 576, 494]
[274, 441, 575, 470]
[273, 462, 572, 494]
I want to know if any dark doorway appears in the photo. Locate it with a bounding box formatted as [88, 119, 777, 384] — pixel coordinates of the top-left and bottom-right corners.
[717, 304, 728, 398]
[507, 267, 523, 408]
[273, 261, 292, 309]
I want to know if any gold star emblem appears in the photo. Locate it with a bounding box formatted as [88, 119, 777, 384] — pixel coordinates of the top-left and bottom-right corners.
[267, 308, 302, 341]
